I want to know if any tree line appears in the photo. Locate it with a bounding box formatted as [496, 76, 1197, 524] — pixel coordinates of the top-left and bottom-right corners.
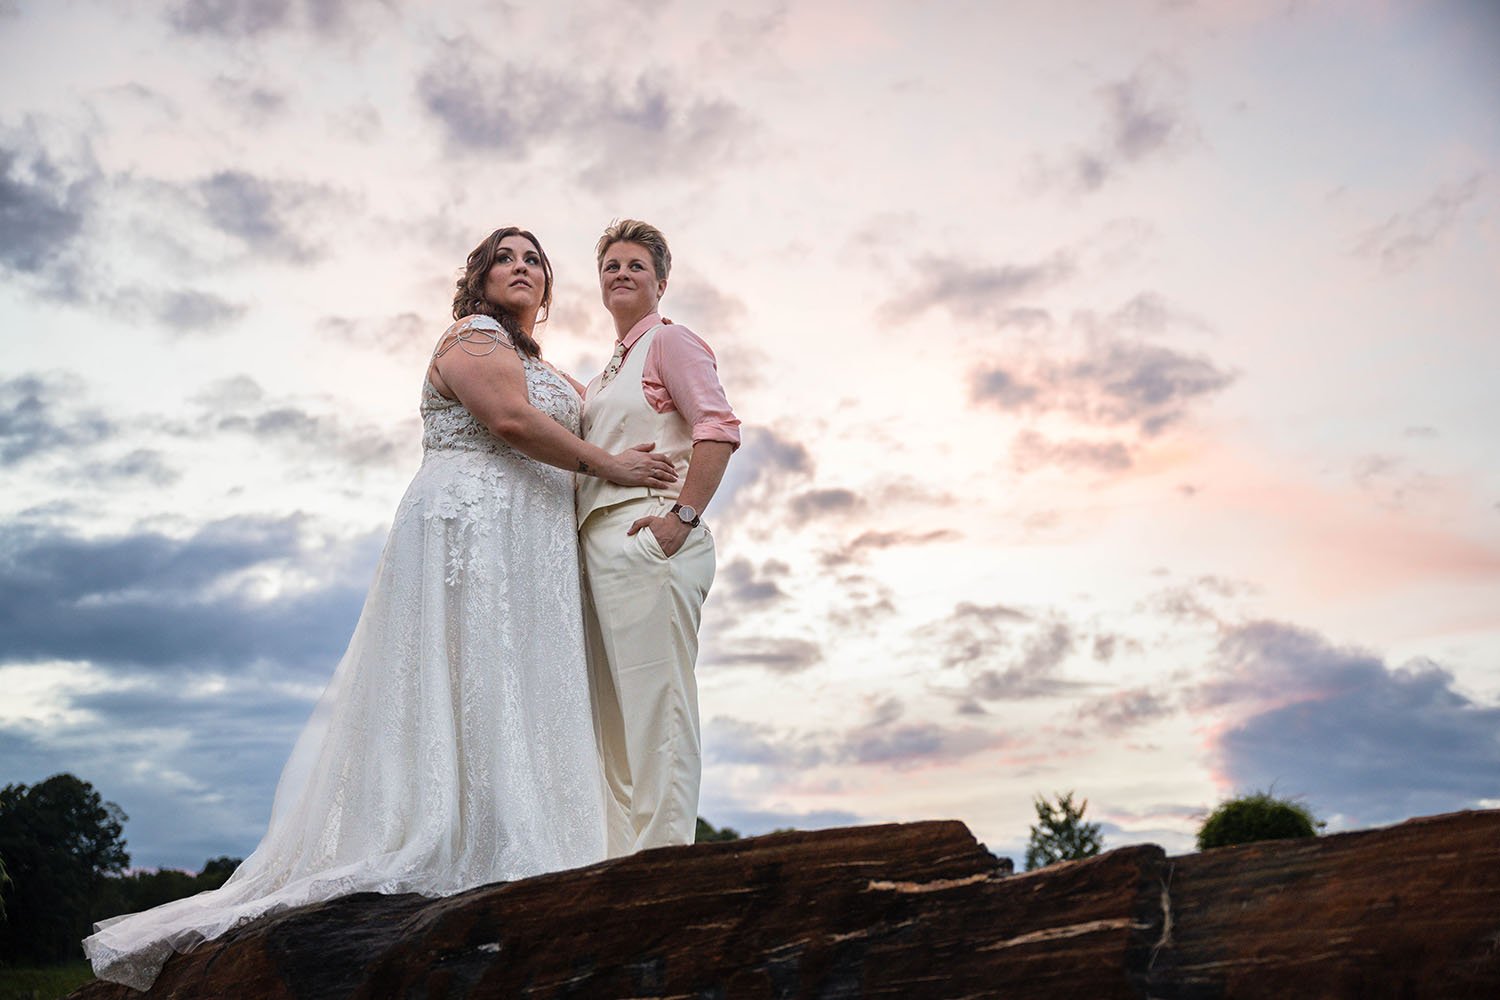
[1024, 788, 1321, 869]
[0, 774, 239, 965]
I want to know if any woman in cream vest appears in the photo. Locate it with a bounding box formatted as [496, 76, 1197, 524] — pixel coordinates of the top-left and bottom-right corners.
[578, 219, 740, 855]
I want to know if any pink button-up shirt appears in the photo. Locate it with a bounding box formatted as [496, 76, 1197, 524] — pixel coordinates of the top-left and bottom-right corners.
[612, 312, 741, 448]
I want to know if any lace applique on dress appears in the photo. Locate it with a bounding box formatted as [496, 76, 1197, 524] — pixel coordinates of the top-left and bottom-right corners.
[409, 319, 583, 584]
[418, 321, 581, 454]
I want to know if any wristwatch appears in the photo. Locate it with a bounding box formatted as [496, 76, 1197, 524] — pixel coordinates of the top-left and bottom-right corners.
[670, 502, 700, 528]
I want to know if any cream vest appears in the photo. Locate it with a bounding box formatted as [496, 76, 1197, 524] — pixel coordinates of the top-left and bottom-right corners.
[577, 326, 694, 527]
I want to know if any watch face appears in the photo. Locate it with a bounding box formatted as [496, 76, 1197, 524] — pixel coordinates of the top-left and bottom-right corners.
[676, 504, 698, 523]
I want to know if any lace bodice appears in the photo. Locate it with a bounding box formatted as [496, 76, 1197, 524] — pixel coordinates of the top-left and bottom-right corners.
[420, 316, 581, 454]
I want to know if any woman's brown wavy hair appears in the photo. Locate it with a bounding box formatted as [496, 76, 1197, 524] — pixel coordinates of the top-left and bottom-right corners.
[452, 227, 553, 358]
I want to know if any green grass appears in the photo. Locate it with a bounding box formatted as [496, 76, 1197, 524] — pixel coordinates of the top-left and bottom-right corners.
[0, 962, 95, 1000]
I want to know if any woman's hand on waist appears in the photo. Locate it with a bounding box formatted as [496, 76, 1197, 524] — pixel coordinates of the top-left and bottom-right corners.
[607, 442, 678, 488]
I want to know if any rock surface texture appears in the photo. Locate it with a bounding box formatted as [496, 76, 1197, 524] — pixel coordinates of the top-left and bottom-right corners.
[72, 809, 1499, 999]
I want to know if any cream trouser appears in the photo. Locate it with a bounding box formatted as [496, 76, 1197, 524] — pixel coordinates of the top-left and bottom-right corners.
[580, 497, 715, 856]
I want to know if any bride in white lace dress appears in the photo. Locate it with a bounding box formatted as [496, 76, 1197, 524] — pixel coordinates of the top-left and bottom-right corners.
[84, 228, 678, 990]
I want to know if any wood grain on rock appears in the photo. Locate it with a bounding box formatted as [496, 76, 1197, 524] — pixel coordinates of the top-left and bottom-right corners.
[70, 809, 1500, 999]
[1142, 808, 1500, 999]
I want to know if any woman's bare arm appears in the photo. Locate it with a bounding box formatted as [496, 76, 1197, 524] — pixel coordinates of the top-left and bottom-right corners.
[432, 336, 675, 487]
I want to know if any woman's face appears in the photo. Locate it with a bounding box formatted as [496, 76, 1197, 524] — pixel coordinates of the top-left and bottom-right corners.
[598, 240, 665, 320]
[483, 235, 546, 317]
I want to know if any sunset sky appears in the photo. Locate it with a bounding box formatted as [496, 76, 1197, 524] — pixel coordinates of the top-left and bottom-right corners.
[2, 0, 1497, 870]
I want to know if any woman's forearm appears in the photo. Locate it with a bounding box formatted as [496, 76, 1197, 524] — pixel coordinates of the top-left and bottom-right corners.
[487, 405, 620, 479]
[675, 441, 733, 513]
[435, 347, 671, 485]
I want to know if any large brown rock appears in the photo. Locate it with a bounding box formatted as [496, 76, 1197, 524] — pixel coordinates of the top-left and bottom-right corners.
[1145, 809, 1500, 998]
[71, 809, 1500, 999]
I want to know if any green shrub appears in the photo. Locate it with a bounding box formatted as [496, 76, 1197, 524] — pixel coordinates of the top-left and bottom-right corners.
[1197, 791, 1321, 850]
[694, 817, 740, 842]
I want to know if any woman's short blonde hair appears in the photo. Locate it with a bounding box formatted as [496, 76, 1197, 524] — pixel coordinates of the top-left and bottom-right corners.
[595, 219, 671, 281]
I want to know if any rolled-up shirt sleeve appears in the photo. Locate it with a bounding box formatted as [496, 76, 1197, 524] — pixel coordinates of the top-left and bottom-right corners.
[642, 325, 741, 448]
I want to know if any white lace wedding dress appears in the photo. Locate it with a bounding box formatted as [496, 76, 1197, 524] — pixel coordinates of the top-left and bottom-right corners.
[84, 316, 608, 990]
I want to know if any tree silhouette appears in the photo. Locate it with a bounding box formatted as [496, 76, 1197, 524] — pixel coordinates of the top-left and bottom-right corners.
[0, 774, 130, 963]
[1025, 791, 1103, 871]
[197, 856, 241, 885]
